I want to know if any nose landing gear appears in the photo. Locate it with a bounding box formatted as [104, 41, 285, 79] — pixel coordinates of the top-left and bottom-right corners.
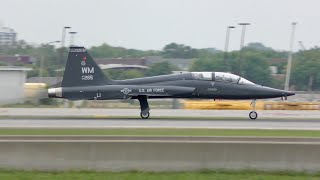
[249, 111, 258, 120]
[249, 99, 258, 120]
[140, 111, 150, 119]
[138, 95, 150, 119]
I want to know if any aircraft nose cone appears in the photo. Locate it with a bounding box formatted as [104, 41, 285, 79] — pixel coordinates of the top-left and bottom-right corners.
[270, 89, 295, 97]
[254, 86, 295, 99]
[283, 91, 295, 96]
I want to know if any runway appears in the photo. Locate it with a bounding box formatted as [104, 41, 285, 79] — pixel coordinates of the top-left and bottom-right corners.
[1, 118, 320, 130]
[1, 108, 320, 119]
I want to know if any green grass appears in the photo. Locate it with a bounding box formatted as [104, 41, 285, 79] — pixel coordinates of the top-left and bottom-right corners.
[1, 128, 320, 137]
[0, 170, 319, 180]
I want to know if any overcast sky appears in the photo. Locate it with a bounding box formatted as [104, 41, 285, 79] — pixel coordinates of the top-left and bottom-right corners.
[1, 0, 319, 51]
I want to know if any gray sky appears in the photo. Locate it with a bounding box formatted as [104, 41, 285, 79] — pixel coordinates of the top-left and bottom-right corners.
[1, 0, 319, 51]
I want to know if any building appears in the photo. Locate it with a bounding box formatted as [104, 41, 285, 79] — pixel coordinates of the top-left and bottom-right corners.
[0, 55, 33, 65]
[27, 77, 62, 87]
[0, 26, 16, 47]
[99, 64, 149, 71]
[96, 58, 146, 66]
[268, 58, 287, 82]
[96, 58, 149, 71]
[0, 66, 31, 104]
[96, 57, 194, 71]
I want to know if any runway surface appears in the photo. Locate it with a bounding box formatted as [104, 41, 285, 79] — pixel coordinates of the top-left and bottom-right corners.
[1, 118, 320, 130]
[1, 135, 320, 143]
[1, 108, 320, 119]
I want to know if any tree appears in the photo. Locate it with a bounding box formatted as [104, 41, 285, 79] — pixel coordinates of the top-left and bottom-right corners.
[123, 70, 145, 79]
[239, 51, 274, 86]
[5, 42, 60, 78]
[145, 62, 174, 76]
[245, 42, 274, 51]
[291, 48, 320, 91]
[103, 69, 145, 80]
[162, 43, 198, 58]
[189, 53, 227, 72]
[190, 49, 275, 87]
[90, 43, 159, 58]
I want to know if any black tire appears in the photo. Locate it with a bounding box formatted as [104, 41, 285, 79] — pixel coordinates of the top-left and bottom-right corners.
[140, 111, 150, 119]
[249, 111, 258, 120]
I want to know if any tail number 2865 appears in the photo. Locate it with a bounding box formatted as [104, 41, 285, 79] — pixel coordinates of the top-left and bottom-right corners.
[82, 75, 93, 80]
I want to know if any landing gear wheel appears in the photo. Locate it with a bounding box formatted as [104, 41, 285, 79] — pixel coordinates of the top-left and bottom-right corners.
[140, 112, 150, 119]
[138, 95, 150, 119]
[249, 111, 258, 120]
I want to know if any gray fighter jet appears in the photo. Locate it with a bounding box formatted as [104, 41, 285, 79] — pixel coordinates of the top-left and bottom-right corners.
[48, 47, 294, 119]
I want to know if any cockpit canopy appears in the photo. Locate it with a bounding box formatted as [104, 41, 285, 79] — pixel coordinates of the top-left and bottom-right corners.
[191, 72, 255, 85]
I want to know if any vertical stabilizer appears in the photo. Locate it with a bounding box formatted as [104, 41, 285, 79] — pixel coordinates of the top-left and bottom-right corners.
[61, 47, 111, 87]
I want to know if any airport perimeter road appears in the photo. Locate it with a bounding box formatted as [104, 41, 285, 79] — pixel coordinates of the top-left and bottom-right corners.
[0, 108, 320, 119]
[2, 119, 320, 130]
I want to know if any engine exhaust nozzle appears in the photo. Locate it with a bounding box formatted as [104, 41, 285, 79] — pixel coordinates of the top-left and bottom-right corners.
[48, 88, 62, 98]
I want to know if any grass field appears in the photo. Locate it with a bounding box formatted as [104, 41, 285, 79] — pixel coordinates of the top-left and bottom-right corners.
[0, 170, 319, 180]
[1, 128, 320, 137]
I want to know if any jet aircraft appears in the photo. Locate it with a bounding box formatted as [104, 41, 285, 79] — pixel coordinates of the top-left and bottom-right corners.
[48, 47, 295, 119]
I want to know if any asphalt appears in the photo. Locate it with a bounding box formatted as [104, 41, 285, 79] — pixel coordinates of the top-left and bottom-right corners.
[1, 108, 320, 119]
[1, 118, 320, 130]
[0, 108, 319, 130]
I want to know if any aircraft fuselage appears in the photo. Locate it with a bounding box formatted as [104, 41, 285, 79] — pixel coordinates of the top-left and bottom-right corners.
[49, 72, 293, 100]
[48, 46, 295, 120]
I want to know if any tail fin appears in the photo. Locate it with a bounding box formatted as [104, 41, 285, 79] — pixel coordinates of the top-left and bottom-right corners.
[61, 47, 111, 87]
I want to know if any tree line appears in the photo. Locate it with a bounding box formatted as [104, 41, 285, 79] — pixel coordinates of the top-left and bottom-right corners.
[1, 41, 319, 91]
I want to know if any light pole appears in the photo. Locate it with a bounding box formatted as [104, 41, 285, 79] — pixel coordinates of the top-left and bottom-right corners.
[61, 26, 71, 48]
[69, 31, 77, 46]
[298, 41, 306, 51]
[59, 26, 71, 67]
[39, 41, 60, 83]
[238, 22, 250, 75]
[239, 23, 250, 49]
[224, 26, 235, 71]
[224, 26, 236, 54]
[284, 22, 297, 91]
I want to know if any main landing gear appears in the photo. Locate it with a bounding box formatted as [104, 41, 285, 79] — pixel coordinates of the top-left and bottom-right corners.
[249, 99, 258, 120]
[138, 95, 150, 119]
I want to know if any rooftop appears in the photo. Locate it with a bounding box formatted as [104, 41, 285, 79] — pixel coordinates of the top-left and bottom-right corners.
[0, 66, 31, 71]
[99, 64, 149, 70]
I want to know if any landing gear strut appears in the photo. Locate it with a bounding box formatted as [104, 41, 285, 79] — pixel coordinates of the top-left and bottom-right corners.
[249, 99, 258, 120]
[138, 96, 150, 119]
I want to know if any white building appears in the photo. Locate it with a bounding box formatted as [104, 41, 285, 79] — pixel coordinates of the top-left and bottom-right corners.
[0, 67, 31, 104]
[0, 25, 17, 47]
